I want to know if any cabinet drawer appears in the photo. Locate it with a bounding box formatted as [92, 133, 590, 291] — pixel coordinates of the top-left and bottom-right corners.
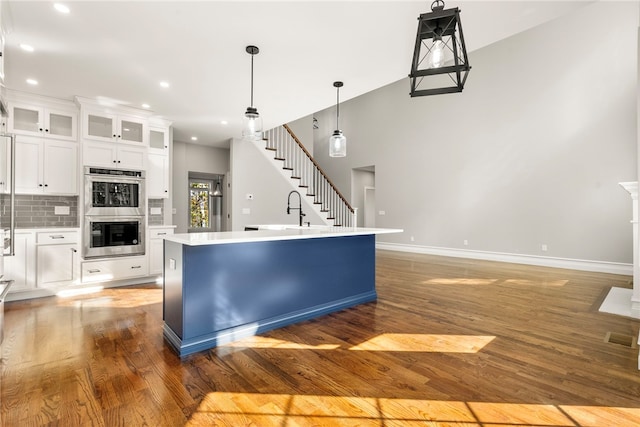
[36, 231, 78, 244]
[149, 228, 174, 239]
[82, 256, 148, 283]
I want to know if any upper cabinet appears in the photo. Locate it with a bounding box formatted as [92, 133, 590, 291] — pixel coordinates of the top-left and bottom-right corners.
[82, 110, 147, 145]
[149, 125, 169, 154]
[7, 102, 77, 141]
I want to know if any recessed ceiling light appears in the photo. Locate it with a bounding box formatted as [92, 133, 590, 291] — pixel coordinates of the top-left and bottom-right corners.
[159, 81, 170, 88]
[220, 120, 228, 125]
[20, 44, 34, 52]
[142, 103, 150, 109]
[53, 3, 70, 14]
[26, 78, 38, 85]
[191, 136, 198, 141]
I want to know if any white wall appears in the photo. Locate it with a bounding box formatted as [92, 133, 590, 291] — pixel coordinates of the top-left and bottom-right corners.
[229, 136, 326, 231]
[312, 1, 638, 265]
[287, 115, 314, 154]
[172, 140, 230, 233]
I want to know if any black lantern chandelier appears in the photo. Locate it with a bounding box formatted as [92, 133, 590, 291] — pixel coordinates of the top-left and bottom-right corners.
[409, 0, 471, 97]
[242, 45, 263, 140]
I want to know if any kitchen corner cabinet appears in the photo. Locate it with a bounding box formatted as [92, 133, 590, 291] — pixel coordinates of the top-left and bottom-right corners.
[15, 136, 78, 195]
[5, 231, 36, 292]
[82, 110, 147, 145]
[81, 256, 149, 284]
[8, 102, 77, 141]
[83, 140, 147, 170]
[149, 227, 174, 275]
[36, 230, 79, 288]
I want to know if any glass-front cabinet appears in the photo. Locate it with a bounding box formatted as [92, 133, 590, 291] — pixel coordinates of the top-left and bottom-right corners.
[8, 102, 77, 141]
[83, 110, 146, 145]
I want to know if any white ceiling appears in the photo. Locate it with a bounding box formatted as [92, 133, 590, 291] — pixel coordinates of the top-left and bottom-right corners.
[2, 1, 591, 148]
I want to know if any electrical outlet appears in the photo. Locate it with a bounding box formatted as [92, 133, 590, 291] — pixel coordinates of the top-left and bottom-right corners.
[541, 244, 548, 251]
[410, 236, 415, 242]
[379, 210, 386, 216]
[463, 239, 469, 246]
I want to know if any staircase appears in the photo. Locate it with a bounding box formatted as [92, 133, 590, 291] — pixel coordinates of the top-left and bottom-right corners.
[262, 125, 356, 227]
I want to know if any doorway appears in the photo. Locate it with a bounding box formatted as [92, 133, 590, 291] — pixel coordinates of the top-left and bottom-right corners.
[188, 173, 224, 232]
[351, 166, 375, 228]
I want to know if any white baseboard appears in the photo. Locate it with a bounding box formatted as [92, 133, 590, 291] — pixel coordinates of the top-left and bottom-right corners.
[376, 242, 633, 276]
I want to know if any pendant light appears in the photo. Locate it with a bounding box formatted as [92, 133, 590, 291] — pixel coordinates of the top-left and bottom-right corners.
[212, 178, 222, 197]
[329, 81, 346, 157]
[242, 45, 263, 140]
[409, 0, 471, 97]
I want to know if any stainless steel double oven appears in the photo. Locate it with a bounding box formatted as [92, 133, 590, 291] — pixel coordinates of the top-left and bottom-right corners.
[83, 167, 146, 258]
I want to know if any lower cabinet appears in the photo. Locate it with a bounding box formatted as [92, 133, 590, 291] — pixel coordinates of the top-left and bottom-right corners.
[149, 226, 174, 275]
[4, 231, 36, 292]
[36, 230, 79, 288]
[81, 256, 149, 283]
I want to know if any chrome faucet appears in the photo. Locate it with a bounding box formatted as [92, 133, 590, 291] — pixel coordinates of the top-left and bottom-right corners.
[287, 190, 305, 226]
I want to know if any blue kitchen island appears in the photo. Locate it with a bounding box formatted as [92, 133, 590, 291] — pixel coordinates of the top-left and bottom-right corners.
[162, 226, 401, 357]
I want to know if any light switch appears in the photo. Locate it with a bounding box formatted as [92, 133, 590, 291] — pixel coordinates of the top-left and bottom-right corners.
[169, 258, 176, 270]
[242, 208, 251, 215]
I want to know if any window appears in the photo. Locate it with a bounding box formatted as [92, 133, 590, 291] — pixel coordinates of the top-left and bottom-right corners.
[189, 176, 223, 232]
[189, 179, 212, 230]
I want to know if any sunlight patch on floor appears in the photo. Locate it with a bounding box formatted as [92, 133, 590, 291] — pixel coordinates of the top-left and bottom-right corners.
[422, 278, 498, 286]
[221, 336, 340, 350]
[349, 333, 495, 353]
[186, 392, 640, 426]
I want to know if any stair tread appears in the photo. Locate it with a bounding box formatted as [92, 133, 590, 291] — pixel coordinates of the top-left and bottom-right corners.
[265, 147, 277, 151]
[283, 167, 293, 171]
[274, 157, 285, 161]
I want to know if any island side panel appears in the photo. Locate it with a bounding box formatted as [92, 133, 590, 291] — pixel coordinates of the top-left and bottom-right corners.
[181, 234, 376, 343]
[163, 240, 185, 339]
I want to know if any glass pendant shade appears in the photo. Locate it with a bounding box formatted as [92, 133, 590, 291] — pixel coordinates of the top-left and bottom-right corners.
[242, 106, 262, 141]
[329, 130, 346, 157]
[212, 180, 223, 197]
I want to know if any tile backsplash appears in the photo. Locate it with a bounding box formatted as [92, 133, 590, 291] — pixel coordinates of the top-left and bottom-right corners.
[148, 199, 164, 225]
[1, 195, 78, 228]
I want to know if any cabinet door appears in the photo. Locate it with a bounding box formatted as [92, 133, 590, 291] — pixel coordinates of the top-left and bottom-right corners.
[44, 140, 78, 194]
[117, 145, 147, 170]
[84, 111, 116, 142]
[83, 141, 116, 167]
[5, 232, 36, 292]
[149, 126, 169, 154]
[119, 115, 146, 144]
[147, 153, 168, 198]
[37, 244, 77, 287]
[0, 135, 10, 194]
[8, 103, 44, 137]
[14, 136, 43, 194]
[46, 108, 77, 141]
[149, 238, 164, 275]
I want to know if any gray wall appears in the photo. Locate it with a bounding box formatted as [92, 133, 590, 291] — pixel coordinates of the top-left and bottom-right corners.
[229, 136, 326, 231]
[312, 1, 638, 264]
[172, 140, 230, 233]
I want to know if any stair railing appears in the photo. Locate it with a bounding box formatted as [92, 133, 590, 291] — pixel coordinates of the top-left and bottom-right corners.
[263, 124, 356, 227]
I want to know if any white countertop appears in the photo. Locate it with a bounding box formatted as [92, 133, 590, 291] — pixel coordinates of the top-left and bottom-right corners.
[164, 226, 402, 246]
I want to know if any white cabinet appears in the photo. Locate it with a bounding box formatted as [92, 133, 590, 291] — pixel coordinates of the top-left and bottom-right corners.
[82, 110, 147, 145]
[149, 227, 174, 275]
[36, 231, 79, 288]
[15, 136, 78, 195]
[5, 231, 36, 293]
[147, 152, 169, 198]
[0, 135, 11, 194]
[81, 256, 149, 283]
[149, 125, 169, 154]
[8, 102, 77, 141]
[83, 141, 147, 170]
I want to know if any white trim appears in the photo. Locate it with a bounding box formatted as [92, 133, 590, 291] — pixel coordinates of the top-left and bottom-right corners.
[376, 242, 633, 275]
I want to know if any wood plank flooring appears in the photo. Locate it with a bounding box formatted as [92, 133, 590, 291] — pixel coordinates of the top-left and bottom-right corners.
[1, 250, 640, 426]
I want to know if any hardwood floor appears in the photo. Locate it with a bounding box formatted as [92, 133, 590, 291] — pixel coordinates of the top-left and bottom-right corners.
[2, 250, 639, 426]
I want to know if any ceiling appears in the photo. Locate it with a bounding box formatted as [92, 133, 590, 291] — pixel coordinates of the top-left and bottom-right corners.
[1, 1, 591, 148]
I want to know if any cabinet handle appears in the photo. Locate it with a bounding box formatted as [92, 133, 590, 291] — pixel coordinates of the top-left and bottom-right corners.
[39, 184, 43, 187]
[44, 184, 48, 187]
[113, 134, 117, 138]
[45, 129, 49, 133]
[88, 269, 101, 273]
[117, 160, 121, 163]
[71, 248, 77, 253]
[118, 135, 122, 138]
[49, 235, 65, 239]
[39, 127, 43, 132]
[113, 160, 117, 163]
[157, 232, 167, 235]
[131, 265, 142, 269]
